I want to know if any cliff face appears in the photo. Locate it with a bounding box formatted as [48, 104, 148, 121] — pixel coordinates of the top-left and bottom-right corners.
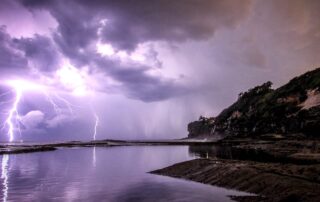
[188, 68, 320, 138]
[188, 117, 215, 138]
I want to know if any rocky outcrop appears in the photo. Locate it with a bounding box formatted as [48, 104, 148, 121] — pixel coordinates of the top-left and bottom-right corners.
[188, 67, 320, 138]
[300, 89, 320, 110]
[187, 116, 215, 138]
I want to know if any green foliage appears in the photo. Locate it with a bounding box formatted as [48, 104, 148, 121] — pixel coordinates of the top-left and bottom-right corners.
[215, 67, 320, 136]
[217, 81, 273, 122]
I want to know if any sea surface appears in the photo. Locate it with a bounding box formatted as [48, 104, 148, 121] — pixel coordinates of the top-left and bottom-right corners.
[0, 146, 250, 202]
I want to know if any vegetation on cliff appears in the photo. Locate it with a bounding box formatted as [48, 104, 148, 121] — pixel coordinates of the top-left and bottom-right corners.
[188, 67, 320, 137]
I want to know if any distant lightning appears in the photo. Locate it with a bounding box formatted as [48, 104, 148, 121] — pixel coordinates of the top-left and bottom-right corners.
[93, 112, 99, 141]
[44, 92, 61, 114]
[53, 92, 75, 115]
[91, 105, 99, 167]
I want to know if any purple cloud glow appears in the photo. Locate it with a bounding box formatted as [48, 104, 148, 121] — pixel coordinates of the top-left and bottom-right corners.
[0, 0, 319, 142]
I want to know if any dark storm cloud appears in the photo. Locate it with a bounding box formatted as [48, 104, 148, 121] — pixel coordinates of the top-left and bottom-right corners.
[0, 26, 28, 74]
[93, 52, 188, 102]
[15, 35, 60, 72]
[0, 26, 61, 76]
[8, 0, 245, 101]
[1, 0, 320, 141]
[18, 0, 98, 66]
[94, 57, 187, 101]
[21, 0, 253, 50]
[93, 0, 253, 51]
[5, 0, 320, 103]
[51, 5, 99, 66]
[16, 0, 253, 101]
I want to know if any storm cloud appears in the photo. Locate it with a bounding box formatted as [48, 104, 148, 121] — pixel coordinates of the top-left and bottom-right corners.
[0, 0, 320, 141]
[21, 0, 252, 50]
[10, 0, 253, 102]
[0, 27, 28, 75]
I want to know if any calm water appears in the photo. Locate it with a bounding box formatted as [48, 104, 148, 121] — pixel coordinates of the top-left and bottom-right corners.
[1, 146, 250, 202]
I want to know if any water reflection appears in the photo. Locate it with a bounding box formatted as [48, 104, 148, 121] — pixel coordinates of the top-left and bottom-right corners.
[93, 147, 96, 167]
[0, 146, 250, 201]
[189, 145, 280, 163]
[1, 155, 8, 202]
[189, 145, 235, 159]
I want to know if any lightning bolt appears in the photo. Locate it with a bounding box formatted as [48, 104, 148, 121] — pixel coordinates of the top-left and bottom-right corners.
[1, 80, 76, 142]
[90, 103, 99, 167]
[4, 87, 22, 142]
[0, 81, 80, 202]
[92, 112, 99, 167]
[93, 112, 99, 141]
[1, 78, 101, 143]
[92, 111, 99, 167]
[0, 83, 102, 200]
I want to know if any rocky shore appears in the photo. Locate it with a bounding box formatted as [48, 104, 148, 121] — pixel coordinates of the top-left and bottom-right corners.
[152, 157, 320, 202]
[151, 138, 320, 201]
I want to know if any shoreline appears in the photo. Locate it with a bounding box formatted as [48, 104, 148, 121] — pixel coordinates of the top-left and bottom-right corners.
[151, 137, 320, 202]
[0, 139, 219, 155]
[2, 137, 320, 201]
[151, 158, 320, 202]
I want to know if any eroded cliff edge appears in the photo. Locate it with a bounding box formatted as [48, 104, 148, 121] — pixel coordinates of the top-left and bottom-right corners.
[188, 67, 320, 138]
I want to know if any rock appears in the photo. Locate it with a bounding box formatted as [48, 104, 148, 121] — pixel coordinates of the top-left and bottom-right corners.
[188, 117, 215, 138]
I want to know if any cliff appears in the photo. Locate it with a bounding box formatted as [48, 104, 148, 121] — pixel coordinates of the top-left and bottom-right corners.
[188, 67, 320, 138]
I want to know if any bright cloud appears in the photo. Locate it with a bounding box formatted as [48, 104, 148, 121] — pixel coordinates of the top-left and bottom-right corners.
[21, 110, 45, 129]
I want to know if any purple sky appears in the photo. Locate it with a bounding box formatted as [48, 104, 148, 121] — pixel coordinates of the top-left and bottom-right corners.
[0, 0, 319, 142]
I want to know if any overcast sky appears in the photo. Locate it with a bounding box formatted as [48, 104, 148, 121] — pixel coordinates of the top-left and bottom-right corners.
[0, 0, 319, 142]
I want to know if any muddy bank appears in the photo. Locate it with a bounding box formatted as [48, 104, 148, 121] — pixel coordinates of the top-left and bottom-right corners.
[151, 158, 320, 202]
